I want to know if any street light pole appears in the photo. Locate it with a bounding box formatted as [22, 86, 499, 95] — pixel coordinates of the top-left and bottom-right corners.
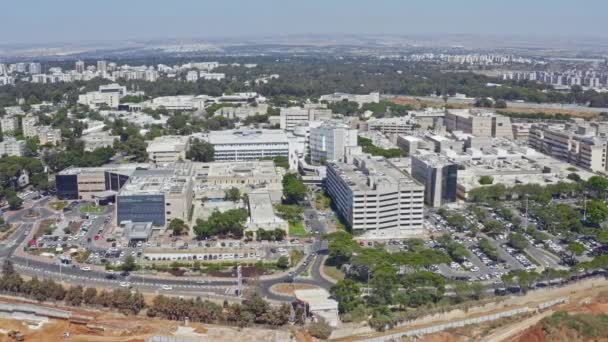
[583, 192, 588, 222]
[525, 195, 529, 229]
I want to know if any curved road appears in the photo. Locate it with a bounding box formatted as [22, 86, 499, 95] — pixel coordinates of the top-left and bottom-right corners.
[0, 194, 334, 302]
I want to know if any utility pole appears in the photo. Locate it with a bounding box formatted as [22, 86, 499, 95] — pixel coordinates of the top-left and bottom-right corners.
[583, 192, 588, 222]
[525, 195, 529, 229]
[237, 265, 242, 297]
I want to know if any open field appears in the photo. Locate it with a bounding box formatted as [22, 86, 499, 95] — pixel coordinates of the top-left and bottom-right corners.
[322, 265, 345, 282]
[49, 201, 67, 211]
[388, 96, 601, 119]
[79, 204, 104, 213]
[289, 221, 307, 236]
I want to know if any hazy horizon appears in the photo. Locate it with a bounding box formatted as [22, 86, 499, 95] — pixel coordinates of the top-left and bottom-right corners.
[2, 0, 607, 45]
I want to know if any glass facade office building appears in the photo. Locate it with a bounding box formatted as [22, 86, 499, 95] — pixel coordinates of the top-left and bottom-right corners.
[116, 194, 166, 226]
[56, 174, 78, 199]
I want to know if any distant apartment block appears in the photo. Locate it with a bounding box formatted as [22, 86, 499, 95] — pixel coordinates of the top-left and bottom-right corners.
[82, 132, 119, 152]
[36, 126, 62, 146]
[22, 114, 39, 138]
[0, 116, 19, 135]
[0, 138, 26, 157]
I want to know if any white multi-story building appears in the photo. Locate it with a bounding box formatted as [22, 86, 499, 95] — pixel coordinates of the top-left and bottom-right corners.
[0, 76, 15, 86]
[22, 114, 39, 138]
[205, 129, 296, 169]
[529, 124, 608, 172]
[326, 155, 425, 234]
[78, 91, 119, 109]
[309, 121, 358, 165]
[146, 136, 190, 164]
[199, 72, 225, 80]
[75, 60, 85, 73]
[186, 70, 199, 82]
[97, 60, 107, 73]
[0, 138, 26, 157]
[319, 92, 380, 106]
[99, 83, 127, 97]
[279, 107, 332, 130]
[36, 126, 62, 146]
[31, 74, 47, 83]
[82, 132, 119, 152]
[444, 109, 513, 139]
[0, 116, 19, 135]
[28, 62, 41, 74]
[365, 117, 416, 134]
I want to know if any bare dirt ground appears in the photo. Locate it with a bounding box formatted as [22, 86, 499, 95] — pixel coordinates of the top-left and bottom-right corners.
[415, 283, 608, 342]
[0, 297, 291, 342]
[388, 97, 599, 118]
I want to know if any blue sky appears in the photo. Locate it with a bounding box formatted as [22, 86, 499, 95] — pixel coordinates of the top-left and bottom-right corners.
[2, 0, 606, 44]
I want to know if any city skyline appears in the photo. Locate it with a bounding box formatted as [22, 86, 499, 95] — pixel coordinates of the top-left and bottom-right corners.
[2, 0, 607, 44]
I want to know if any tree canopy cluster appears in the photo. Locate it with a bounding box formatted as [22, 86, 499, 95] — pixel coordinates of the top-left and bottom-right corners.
[282, 173, 306, 204]
[357, 136, 403, 159]
[193, 208, 248, 239]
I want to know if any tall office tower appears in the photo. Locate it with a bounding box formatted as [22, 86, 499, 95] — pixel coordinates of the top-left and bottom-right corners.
[97, 60, 107, 73]
[75, 60, 85, 73]
[309, 121, 358, 165]
[28, 62, 41, 74]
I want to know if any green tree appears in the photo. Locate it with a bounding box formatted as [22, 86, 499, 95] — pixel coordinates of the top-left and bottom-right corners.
[276, 256, 289, 270]
[272, 156, 289, 169]
[509, 233, 529, 251]
[193, 208, 248, 239]
[586, 200, 608, 225]
[224, 187, 241, 202]
[121, 255, 137, 272]
[65, 285, 84, 306]
[326, 231, 360, 266]
[282, 173, 306, 204]
[275, 204, 304, 222]
[187, 138, 214, 162]
[7, 196, 22, 210]
[83, 287, 97, 304]
[478, 175, 494, 185]
[307, 319, 332, 339]
[369, 262, 398, 306]
[568, 241, 586, 257]
[169, 218, 188, 236]
[330, 279, 363, 314]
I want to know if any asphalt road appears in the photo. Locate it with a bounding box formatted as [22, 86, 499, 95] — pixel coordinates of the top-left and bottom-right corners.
[0, 193, 335, 303]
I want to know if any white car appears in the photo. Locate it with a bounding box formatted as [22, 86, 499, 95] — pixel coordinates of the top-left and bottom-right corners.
[161, 285, 173, 290]
[119, 282, 131, 288]
[80, 266, 91, 271]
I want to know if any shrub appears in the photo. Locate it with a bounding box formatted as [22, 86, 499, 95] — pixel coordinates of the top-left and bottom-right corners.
[308, 319, 332, 339]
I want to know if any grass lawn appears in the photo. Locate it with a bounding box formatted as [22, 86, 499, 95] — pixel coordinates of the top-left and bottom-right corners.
[49, 201, 67, 211]
[323, 265, 345, 281]
[288, 220, 307, 236]
[79, 203, 104, 213]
